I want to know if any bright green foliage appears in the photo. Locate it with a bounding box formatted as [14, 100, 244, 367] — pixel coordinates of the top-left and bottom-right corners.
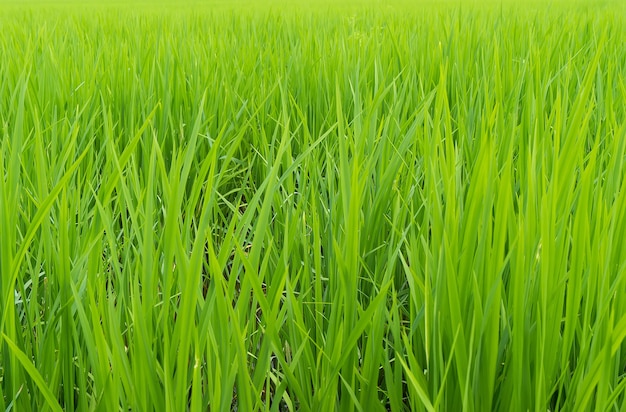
[1, 2, 626, 411]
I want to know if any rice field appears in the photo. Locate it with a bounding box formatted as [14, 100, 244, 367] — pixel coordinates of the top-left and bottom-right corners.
[1, 1, 626, 411]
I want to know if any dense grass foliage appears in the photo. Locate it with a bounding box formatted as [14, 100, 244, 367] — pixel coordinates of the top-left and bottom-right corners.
[1, 2, 626, 411]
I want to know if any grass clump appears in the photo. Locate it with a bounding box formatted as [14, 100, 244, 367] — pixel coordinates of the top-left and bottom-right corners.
[1, 1, 626, 411]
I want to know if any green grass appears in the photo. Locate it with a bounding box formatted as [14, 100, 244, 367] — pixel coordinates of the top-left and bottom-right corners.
[1, 1, 626, 411]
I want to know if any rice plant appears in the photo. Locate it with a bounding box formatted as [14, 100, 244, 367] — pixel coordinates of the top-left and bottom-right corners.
[1, 1, 625, 410]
